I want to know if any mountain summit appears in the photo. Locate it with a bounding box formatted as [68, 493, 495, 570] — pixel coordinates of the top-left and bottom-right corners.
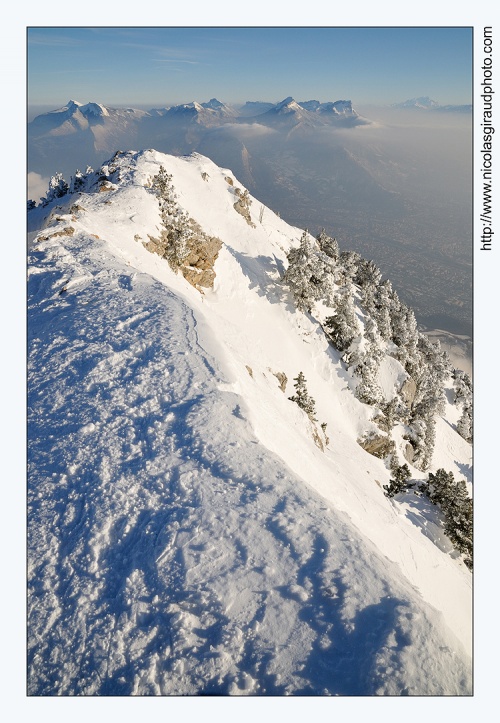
[28, 149, 472, 696]
[392, 97, 472, 112]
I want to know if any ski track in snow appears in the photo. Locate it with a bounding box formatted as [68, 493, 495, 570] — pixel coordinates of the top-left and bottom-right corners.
[28, 230, 471, 696]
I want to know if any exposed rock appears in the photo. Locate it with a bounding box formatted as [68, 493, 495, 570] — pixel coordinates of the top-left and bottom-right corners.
[224, 176, 234, 186]
[373, 412, 389, 433]
[181, 266, 216, 289]
[358, 433, 395, 459]
[400, 377, 417, 406]
[271, 371, 287, 393]
[402, 442, 415, 464]
[312, 425, 324, 452]
[245, 365, 254, 378]
[38, 226, 75, 241]
[233, 188, 255, 227]
[143, 234, 164, 256]
[143, 223, 223, 292]
[183, 231, 223, 273]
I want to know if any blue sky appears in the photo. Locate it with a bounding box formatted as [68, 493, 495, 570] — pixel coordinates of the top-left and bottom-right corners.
[28, 27, 472, 108]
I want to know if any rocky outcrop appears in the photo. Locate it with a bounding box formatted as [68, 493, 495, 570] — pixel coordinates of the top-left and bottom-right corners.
[400, 377, 417, 407]
[358, 432, 395, 459]
[143, 220, 222, 292]
[402, 442, 416, 464]
[38, 226, 75, 241]
[272, 371, 288, 393]
[233, 188, 255, 227]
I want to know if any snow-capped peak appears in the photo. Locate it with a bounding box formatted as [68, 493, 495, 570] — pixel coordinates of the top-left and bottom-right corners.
[275, 96, 302, 112]
[79, 101, 110, 117]
[202, 97, 225, 110]
[392, 96, 441, 109]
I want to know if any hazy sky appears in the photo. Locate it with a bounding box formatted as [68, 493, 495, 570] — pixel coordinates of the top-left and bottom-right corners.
[27, 27, 472, 108]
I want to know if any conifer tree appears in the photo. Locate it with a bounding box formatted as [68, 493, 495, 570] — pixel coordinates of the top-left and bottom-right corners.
[353, 318, 385, 406]
[453, 369, 472, 406]
[70, 169, 85, 194]
[451, 369, 472, 443]
[41, 172, 69, 206]
[316, 228, 339, 262]
[372, 280, 393, 342]
[420, 469, 472, 570]
[283, 230, 335, 313]
[379, 395, 409, 432]
[323, 284, 360, 353]
[457, 402, 473, 443]
[383, 463, 411, 498]
[151, 165, 191, 270]
[407, 361, 442, 470]
[354, 258, 382, 289]
[338, 250, 361, 284]
[288, 371, 317, 420]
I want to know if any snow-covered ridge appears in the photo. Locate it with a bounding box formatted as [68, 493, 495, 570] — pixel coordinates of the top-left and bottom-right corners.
[28, 149, 472, 695]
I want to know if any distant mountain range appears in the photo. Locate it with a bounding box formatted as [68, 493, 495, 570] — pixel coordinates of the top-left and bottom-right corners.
[391, 96, 472, 112]
[28, 95, 368, 179]
[29, 95, 367, 139]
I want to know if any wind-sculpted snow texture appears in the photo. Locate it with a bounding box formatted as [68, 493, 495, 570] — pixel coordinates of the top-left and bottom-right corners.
[28, 151, 471, 695]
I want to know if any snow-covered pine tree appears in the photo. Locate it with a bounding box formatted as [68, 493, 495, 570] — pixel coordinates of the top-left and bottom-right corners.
[288, 371, 317, 420]
[41, 172, 69, 206]
[451, 369, 472, 443]
[372, 279, 393, 342]
[354, 258, 382, 289]
[391, 302, 419, 372]
[383, 463, 411, 497]
[354, 317, 385, 406]
[443, 478, 473, 570]
[316, 228, 339, 262]
[453, 369, 472, 406]
[323, 284, 360, 354]
[409, 364, 444, 470]
[338, 250, 361, 284]
[283, 230, 335, 313]
[457, 401, 473, 443]
[420, 469, 472, 570]
[151, 166, 191, 270]
[417, 335, 451, 387]
[378, 395, 409, 433]
[70, 169, 85, 194]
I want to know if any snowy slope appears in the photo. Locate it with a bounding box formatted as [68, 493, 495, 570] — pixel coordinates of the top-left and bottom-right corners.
[27, 149, 472, 695]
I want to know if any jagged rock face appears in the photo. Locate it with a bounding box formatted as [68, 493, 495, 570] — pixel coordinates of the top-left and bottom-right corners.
[143, 226, 222, 291]
[38, 226, 75, 241]
[358, 433, 395, 459]
[403, 442, 416, 464]
[182, 228, 222, 290]
[272, 371, 288, 393]
[400, 377, 417, 406]
[233, 188, 255, 227]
